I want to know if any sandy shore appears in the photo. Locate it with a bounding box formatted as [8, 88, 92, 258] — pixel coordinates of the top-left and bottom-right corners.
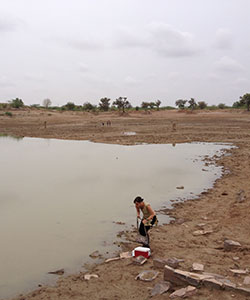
[1, 109, 250, 299]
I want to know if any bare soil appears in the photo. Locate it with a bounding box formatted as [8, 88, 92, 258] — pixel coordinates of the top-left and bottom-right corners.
[1, 109, 250, 300]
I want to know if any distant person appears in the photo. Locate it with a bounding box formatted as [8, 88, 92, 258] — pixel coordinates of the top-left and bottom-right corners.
[134, 196, 157, 246]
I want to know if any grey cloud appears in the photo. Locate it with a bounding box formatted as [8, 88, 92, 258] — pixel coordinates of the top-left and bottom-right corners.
[50, 35, 102, 51]
[78, 63, 89, 73]
[66, 38, 101, 51]
[0, 76, 15, 88]
[149, 23, 200, 57]
[214, 28, 233, 49]
[234, 77, 249, 85]
[214, 56, 244, 72]
[124, 76, 142, 85]
[115, 28, 150, 48]
[0, 14, 24, 33]
[115, 23, 200, 58]
[167, 72, 180, 80]
[23, 74, 46, 82]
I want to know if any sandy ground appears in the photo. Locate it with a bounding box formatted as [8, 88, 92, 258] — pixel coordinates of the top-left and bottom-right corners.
[1, 109, 250, 300]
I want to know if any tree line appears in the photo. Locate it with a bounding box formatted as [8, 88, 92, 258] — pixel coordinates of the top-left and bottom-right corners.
[1, 93, 250, 112]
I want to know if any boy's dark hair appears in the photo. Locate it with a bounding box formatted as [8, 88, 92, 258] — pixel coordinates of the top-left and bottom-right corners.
[134, 196, 144, 204]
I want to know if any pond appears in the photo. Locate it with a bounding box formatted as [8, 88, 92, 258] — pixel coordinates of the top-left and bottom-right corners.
[0, 137, 232, 299]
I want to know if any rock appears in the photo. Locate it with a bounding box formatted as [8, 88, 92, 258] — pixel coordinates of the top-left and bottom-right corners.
[175, 218, 186, 225]
[48, 268, 64, 275]
[151, 281, 171, 297]
[233, 257, 240, 261]
[164, 266, 250, 296]
[136, 270, 159, 282]
[153, 258, 168, 269]
[84, 274, 99, 281]
[236, 190, 246, 203]
[105, 257, 120, 263]
[153, 258, 183, 270]
[169, 286, 197, 298]
[243, 276, 250, 285]
[217, 278, 237, 291]
[192, 230, 213, 236]
[224, 240, 241, 251]
[120, 251, 132, 259]
[89, 250, 101, 258]
[196, 223, 206, 229]
[192, 263, 204, 272]
[230, 269, 249, 275]
[167, 258, 184, 269]
[234, 287, 250, 296]
[203, 278, 224, 289]
[164, 265, 212, 287]
[133, 256, 147, 265]
[221, 191, 228, 196]
[176, 186, 184, 189]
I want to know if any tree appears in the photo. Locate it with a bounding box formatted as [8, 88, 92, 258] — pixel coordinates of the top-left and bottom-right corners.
[198, 101, 207, 109]
[149, 102, 156, 109]
[113, 97, 131, 113]
[155, 100, 161, 110]
[9, 98, 24, 108]
[65, 102, 75, 110]
[99, 97, 110, 111]
[141, 102, 150, 110]
[239, 93, 250, 111]
[218, 103, 226, 109]
[175, 99, 187, 109]
[43, 98, 52, 109]
[83, 102, 96, 111]
[188, 98, 197, 111]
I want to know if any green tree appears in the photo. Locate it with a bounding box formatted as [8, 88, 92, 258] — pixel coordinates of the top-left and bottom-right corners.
[99, 97, 110, 111]
[141, 102, 150, 110]
[10, 98, 24, 108]
[239, 93, 250, 111]
[218, 103, 226, 109]
[175, 99, 187, 109]
[113, 97, 131, 113]
[65, 102, 75, 110]
[149, 102, 156, 109]
[188, 98, 197, 111]
[83, 102, 96, 111]
[197, 101, 207, 109]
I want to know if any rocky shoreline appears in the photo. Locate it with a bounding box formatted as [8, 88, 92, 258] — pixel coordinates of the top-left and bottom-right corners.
[1, 110, 250, 299]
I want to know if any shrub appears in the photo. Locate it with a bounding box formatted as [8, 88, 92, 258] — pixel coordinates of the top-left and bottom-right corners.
[5, 111, 13, 117]
[218, 103, 226, 109]
[197, 101, 207, 109]
[9, 98, 24, 108]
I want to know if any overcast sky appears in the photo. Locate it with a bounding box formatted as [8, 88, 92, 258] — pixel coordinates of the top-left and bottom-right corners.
[0, 0, 250, 106]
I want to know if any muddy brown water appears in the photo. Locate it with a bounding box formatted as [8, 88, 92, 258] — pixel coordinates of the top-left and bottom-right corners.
[0, 137, 232, 299]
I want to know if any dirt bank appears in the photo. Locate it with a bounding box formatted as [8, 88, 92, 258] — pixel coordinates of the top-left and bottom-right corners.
[1, 109, 250, 299]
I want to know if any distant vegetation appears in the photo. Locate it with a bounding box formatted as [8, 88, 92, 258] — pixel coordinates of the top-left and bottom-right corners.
[0, 93, 250, 113]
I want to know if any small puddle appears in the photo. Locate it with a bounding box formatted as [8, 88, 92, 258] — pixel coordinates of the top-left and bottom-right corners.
[0, 137, 232, 298]
[123, 131, 136, 136]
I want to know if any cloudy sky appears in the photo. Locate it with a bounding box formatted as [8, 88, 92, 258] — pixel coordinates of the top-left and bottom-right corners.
[0, 0, 250, 106]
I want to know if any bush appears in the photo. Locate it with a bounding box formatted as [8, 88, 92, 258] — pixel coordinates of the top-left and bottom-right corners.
[0, 103, 8, 110]
[64, 102, 75, 110]
[9, 98, 24, 108]
[197, 101, 207, 109]
[5, 111, 13, 117]
[218, 103, 226, 109]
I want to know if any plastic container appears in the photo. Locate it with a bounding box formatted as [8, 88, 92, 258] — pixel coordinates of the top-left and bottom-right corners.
[132, 246, 151, 258]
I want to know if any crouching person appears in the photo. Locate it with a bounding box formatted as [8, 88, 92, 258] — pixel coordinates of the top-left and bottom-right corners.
[134, 196, 157, 247]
